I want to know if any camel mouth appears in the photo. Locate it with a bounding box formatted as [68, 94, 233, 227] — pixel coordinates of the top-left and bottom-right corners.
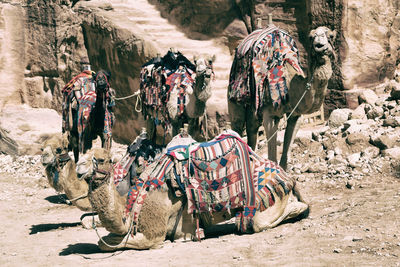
[313, 43, 328, 52]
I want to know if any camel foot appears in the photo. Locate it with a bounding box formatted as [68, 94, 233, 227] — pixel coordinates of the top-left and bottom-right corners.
[80, 213, 102, 229]
[282, 201, 309, 222]
[98, 232, 164, 251]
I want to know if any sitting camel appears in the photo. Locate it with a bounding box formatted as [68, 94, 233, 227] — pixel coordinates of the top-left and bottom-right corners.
[228, 25, 336, 170]
[41, 133, 96, 228]
[79, 131, 309, 251]
[141, 50, 215, 142]
[62, 69, 115, 162]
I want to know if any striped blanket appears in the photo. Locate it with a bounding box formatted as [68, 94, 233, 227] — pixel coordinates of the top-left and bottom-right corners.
[123, 131, 295, 233]
[62, 70, 95, 133]
[76, 90, 113, 152]
[229, 25, 304, 110]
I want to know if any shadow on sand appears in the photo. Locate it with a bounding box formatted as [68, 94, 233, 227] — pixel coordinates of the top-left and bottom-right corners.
[30, 222, 81, 234]
[59, 243, 102, 256]
[45, 194, 71, 205]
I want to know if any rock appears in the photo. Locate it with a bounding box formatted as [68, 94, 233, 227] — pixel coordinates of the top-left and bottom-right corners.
[381, 147, 400, 160]
[371, 133, 397, 150]
[346, 132, 370, 146]
[0, 128, 19, 156]
[358, 89, 379, 105]
[382, 117, 400, 127]
[328, 109, 352, 128]
[347, 153, 361, 168]
[349, 104, 367, 120]
[390, 84, 400, 100]
[346, 180, 355, 189]
[362, 147, 380, 159]
[326, 150, 335, 161]
[366, 106, 384, 120]
[307, 163, 328, 173]
[333, 248, 342, 253]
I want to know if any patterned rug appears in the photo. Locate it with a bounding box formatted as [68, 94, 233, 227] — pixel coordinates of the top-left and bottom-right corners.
[123, 131, 295, 233]
[229, 25, 304, 110]
[139, 51, 195, 127]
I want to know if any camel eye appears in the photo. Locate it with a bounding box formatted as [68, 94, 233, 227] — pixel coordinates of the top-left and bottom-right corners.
[98, 159, 105, 164]
[56, 148, 62, 154]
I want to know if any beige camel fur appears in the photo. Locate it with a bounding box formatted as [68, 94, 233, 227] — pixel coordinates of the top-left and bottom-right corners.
[80, 136, 309, 251]
[41, 134, 103, 228]
[146, 55, 215, 142]
[229, 26, 336, 170]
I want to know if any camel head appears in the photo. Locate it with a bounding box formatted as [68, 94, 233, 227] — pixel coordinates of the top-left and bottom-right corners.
[94, 69, 111, 94]
[309, 26, 336, 59]
[193, 54, 215, 102]
[41, 133, 69, 166]
[76, 147, 113, 184]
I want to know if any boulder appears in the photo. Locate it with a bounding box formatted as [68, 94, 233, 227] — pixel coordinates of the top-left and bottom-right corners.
[358, 89, 379, 105]
[328, 109, 352, 128]
[381, 147, 400, 160]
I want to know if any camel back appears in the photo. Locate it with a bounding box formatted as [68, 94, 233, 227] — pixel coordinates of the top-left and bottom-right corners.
[228, 25, 304, 111]
[123, 131, 295, 232]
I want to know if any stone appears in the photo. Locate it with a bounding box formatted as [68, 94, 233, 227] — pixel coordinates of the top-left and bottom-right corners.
[328, 109, 352, 128]
[347, 153, 361, 168]
[350, 104, 367, 120]
[366, 106, 384, 120]
[390, 83, 400, 100]
[382, 117, 400, 127]
[371, 133, 397, 150]
[362, 147, 380, 159]
[358, 89, 379, 105]
[381, 147, 400, 160]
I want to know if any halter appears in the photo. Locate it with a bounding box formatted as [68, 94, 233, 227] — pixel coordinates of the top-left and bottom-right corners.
[95, 71, 110, 93]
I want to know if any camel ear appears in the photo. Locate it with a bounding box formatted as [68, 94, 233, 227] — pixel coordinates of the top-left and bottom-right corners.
[308, 29, 316, 40]
[210, 54, 216, 64]
[328, 29, 336, 42]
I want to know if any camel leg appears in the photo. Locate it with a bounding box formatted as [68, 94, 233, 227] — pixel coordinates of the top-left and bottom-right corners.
[280, 115, 301, 170]
[245, 105, 260, 150]
[146, 118, 156, 143]
[228, 99, 246, 140]
[188, 117, 201, 140]
[263, 112, 280, 163]
[252, 194, 309, 232]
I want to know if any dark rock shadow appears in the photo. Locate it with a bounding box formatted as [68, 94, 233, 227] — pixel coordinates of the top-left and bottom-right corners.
[30, 222, 81, 234]
[45, 194, 70, 205]
[60, 243, 102, 256]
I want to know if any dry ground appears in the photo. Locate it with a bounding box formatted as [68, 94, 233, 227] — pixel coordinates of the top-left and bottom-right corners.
[1, 164, 400, 267]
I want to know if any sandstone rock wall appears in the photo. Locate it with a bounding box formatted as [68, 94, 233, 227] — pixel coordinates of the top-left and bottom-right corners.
[79, 7, 158, 143]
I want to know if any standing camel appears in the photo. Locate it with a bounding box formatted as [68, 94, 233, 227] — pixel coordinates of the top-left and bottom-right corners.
[62, 68, 115, 162]
[228, 25, 336, 170]
[140, 50, 215, 143]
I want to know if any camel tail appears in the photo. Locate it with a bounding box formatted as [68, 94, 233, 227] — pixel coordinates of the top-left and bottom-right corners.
[292, 183, 310, 219]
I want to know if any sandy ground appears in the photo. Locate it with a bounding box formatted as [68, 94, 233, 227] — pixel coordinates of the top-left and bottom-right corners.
[1, 163, 399, 267]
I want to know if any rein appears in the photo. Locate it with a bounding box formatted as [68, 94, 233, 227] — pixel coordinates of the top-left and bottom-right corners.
[89, 160, 140, 249]
[266, 76, 313, 144]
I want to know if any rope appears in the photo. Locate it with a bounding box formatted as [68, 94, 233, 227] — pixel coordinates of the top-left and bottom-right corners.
[266, 78, 313, 144]
[65, 193, 88, 204]
[114, 90, 140, 100]
[88, 165, 144, 250]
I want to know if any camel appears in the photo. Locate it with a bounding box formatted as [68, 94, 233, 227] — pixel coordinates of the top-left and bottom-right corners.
[80, 131, 309, 251]
[228, 26, 336, 170]
[62, 69, 115, 162]
[141, 50, 215, 143]
[41, 133, 97, 228]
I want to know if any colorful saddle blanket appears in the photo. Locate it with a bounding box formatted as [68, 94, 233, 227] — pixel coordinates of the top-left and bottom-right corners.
[229, 25, 304, 110]
[76, 90, 113, 152]
[123, 132, 295, 233]
[139, 51, 195, 126]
